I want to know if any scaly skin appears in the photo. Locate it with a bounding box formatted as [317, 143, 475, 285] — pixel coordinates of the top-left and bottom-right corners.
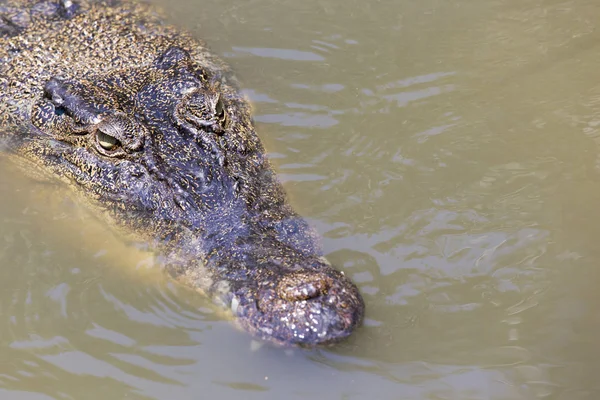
[0, 0, 364, 347]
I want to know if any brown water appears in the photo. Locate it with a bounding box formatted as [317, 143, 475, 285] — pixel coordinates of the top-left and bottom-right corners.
[2, 0, 600, 398]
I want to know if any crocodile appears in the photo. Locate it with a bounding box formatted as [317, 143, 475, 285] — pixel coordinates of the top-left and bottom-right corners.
[0, 0, 364, 347]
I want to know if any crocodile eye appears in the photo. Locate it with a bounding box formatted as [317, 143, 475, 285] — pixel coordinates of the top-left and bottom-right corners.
[96, 129, 121, 151]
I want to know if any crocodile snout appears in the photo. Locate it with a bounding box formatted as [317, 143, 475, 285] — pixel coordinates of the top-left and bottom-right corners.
[235, 267, 364, 347]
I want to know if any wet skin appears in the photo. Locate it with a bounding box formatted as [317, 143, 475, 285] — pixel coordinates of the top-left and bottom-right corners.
[0, 0, 364, 347]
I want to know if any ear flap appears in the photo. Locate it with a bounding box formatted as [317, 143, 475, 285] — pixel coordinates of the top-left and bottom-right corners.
[43, 77, 109, 124]
[153, 46, 191, 70]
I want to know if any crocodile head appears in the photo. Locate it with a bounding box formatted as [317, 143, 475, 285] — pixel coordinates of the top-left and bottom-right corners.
[14, 45, 364, 347]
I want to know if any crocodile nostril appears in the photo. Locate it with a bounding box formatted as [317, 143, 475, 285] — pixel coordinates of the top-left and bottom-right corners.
[276, 272, 333, 302]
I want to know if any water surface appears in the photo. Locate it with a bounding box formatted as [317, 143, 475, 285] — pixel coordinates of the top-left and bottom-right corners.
[2, 0, 600, 398]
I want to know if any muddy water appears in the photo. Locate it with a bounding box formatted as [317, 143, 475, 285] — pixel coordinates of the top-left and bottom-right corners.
[2, 0, 600, 398]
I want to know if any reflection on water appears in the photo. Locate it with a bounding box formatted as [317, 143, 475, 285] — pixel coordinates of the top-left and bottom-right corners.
[2, 0, 600, 398]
